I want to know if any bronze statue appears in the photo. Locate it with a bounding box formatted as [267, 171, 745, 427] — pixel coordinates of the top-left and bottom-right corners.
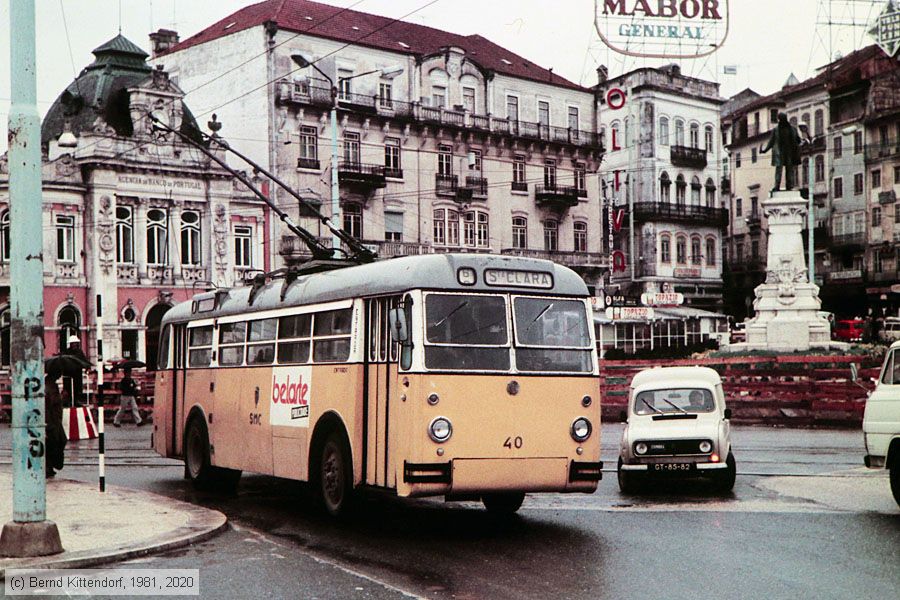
[760, 113, 802, 191]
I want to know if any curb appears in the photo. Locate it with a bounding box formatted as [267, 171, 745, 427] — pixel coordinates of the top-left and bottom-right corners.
[0, 483, 227, 579]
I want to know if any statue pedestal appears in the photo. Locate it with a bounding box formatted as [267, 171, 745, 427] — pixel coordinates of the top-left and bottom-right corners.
[736, 191, 842, 352]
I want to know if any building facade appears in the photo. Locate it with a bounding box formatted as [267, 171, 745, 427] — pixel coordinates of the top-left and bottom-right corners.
[597, 64, 726, 311]
[151, 0, 608, 292]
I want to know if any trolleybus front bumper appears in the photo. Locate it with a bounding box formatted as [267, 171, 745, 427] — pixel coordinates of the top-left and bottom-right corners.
[403, 459, 602, 494]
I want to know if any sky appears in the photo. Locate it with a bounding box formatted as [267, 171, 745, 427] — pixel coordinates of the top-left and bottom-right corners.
[0, 0, 889, 151]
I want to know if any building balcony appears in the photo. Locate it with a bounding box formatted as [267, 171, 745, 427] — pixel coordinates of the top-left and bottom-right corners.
[864, 143, 900, 163]
[297, 157, 321, 170]
[535, 184, 580, 210]
[720, 176, 731, 194]
[435, 173, 459, 197]
[360, 240, 434, 258]
[869, 270, 897, 283]
[801, 225, 830, 249]
[670, 145, 707, 169]
[830, 232, 866, 249]
[338, 162, 386, 190]
[632, 202, 728, 227]
[800, 135, 826, 155]
[463, 176, 488, 199]
[745, 215, 762, 231]
[879, 190, 897, 205]
[500, 248, 607, 269]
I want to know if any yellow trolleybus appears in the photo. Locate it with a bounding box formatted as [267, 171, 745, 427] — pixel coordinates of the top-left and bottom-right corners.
[152, 254, 602, 515]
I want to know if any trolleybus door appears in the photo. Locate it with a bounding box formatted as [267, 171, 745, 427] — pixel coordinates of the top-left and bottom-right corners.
[170, 324, 187, 456]
[364, 296, 401, 487]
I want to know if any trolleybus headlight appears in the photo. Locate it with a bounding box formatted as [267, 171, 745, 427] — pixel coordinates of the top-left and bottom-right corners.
[570, 417, 592, 442]
[429, 417, 453, 443]
[634, 442, 649, 455]
[699, 440, 713, 453]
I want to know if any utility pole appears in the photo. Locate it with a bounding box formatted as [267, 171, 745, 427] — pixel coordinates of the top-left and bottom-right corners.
[0, 0, 64, 557]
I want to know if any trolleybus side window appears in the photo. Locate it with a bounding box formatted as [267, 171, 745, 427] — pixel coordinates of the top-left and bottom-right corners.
[247, 318, 277, 365]
[368, 297, 401, 363]
[424, 294, 509, 371]
[158, 325, 171, 370]
[188, 326, 213, 367]
[278, 313, 312, 364]
[219, 322, 247, 366]
[313, 308, 352, 363]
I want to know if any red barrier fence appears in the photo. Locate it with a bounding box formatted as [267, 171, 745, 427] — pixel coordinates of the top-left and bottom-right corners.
[600, 354, 881, 427]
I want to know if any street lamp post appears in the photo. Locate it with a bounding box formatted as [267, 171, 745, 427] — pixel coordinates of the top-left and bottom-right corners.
[800, 123, 815, 285]
[290, 53, 402, 258]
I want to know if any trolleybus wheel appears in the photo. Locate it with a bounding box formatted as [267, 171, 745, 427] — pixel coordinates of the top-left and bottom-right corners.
[714, 452, 736, 493]
[184, 415, 241, 491]
[482, 492, 525, 514]
[316, 430, 353, 517]
[890, 465, 900, 508]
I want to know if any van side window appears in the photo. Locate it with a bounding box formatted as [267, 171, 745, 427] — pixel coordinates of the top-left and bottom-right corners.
[882, 351, 896, 385]
[188, 326, 213, 367]
[313, 308, 352, 363]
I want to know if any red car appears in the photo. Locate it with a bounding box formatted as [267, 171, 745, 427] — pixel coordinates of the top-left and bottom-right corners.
[833, 319, 865, 343]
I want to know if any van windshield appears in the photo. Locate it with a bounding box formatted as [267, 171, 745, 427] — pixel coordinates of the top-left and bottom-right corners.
[634, 388, 715, 415]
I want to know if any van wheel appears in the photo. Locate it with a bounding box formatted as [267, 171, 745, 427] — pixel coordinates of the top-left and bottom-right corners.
[617, 458, 640, 494]
[714, 452, 736, 493]
[315, 430, 354, 517]
[184, 416, 241, 491]
[890, 467, 900, 508]
[482, 492, 525, 514]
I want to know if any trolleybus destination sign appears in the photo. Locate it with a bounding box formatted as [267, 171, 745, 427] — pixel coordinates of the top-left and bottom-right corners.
[594, 0, 730, 58]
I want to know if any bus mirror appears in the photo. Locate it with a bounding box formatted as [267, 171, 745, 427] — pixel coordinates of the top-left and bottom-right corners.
[389, 308, 409, 343]
[850, 362, 859, 382]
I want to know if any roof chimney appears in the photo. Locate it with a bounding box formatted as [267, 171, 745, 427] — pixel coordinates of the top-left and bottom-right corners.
[596, 65, 608, 85]
[149, 29, 179, 58]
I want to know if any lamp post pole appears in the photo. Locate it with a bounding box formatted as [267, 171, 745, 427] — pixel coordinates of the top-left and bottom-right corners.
[808, 152, 815, 285]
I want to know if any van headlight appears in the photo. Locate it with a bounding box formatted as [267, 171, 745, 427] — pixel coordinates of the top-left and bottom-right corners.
[429, 417, 453, 443]
[571, 417, 592, 442]
[699, 440, 712, 453]
[634, 442, 648, 455]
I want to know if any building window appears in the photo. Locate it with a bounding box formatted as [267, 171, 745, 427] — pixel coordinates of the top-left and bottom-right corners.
[691, 176, 701, 205]
[462, 87, 476, 113]
[431, 85, 446, 108]
[0, 308, 9, 367]
[574, 222, 587, 252]
[463, 210, 489, 248]
[378, 82, 393, 109]
[659, 117, 669, 146]
[338, 69, 352, 100]
[146, 208, 168, 265]
[854, 172, 864, 195]
[384, 211, 403, 242]
[735, 197, 742, 217]
[675, 174, 686, 205]
[691, 236, 702, 265]
[660, 235, 671, 263]
[674, 119, 685, 146]
[384, 137, 401, 177]
[611, 121, 620, 148]
[574, 162, 586, 191]
[434, 209, 460, 246]
[706, 238, 716, 266]
[895, 206, 900, 224]
[56, 215, 75, 263]
[873, 169, 882, 189]
[512, 217, 527, 249]
[895, 166, 900, 185]
[705, 179, 716, 207]
[543, 220, 558, 251]
[468, 149, 483, 175]
[57, 305, 80, 355]
[234, 225, 253, 268]
[736, 242, 744, 262]
[464, 212, 476, 247]
[660, 171, 671, 203]
[814, 155, 825, 183]
[735, 152, 742, 168]
[438, 144, 453, 176]
[834, 177, 843, 198]
[343, 131, 360, 164]
[343, 204, 362, 239]
[568, 106, 580, 136]
[814, 109, 824, 137]
[705, 125, 714, 151]
[751, 147, 758, 163]
[433, 209, 446, 245]
[873, 206, 882, 227]
[834, 136, 842, 158]
[180, 210, 201, 265]
[750, 197, 759, 218]
[299, 126, 318, 168]
[802, 160, 810, 186]
[874, 249, 884, 274]
[751, 239, 759, 261]
[513, 154, 527, 190]
[0, 210, 8, 262]
[689, 123, 699, 148]
[853, 131, 863, 154]
[506, 95, 519, 121]
[676, 236, 687, 265]
[538, 101, 550, 130]
[544, 159, 557, 187]
[115, 206, 134, 263]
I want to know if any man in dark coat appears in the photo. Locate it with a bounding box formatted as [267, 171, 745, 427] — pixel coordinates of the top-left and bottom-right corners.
[760, 113, 802, 191]
[62, 335, 88, 406]
[45, 367, 67, 478]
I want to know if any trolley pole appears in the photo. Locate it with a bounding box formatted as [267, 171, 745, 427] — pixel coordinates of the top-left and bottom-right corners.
[0, 0, 64, 557]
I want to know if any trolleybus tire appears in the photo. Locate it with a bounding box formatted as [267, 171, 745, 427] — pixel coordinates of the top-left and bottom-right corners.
[617, 458, 640, 494]
[890, 466, 900, 507]
[184, 415, 242, 491]
[714, 452, 737, 493]
[481, 492, 525, 514]
[315, 429, 354, 517]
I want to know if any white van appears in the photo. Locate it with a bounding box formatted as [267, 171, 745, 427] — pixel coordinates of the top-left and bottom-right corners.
[858, 348, 900, 507]
[618, 366, 735, 493]
[878, 317, 900, 344]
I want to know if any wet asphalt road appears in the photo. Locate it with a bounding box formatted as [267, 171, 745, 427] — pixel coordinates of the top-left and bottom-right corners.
[2, 424, 898, 599]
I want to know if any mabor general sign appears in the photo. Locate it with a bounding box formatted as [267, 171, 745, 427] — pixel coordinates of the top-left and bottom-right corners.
[595, 0, 730, 58]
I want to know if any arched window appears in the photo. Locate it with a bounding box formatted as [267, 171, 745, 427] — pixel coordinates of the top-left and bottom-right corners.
[705, 178, 716, 207]
[675, 174, 686, 205]
[676, 236, 687, 265]
[610, 121, 620, 147]
[574, 222, 587, 252]
[814, 154, 825, 182]
[704, 125, 714, 151]
[691, 176, 702, 205]
[814, 109, 824, 137]
[543, 220, 558, 251]
[433, 209, 446, 245]
[180, 210, 201, 265]
[0, 210, 8, 263]
[147, 208, 168, 265]
[660, 171, 672, 202]
[659, 117, 669, 146]
[116, 206, 133, 263]
[463, 210, 489, 248]
[690, 123, 700, 148]
[660, 234, 671, 264]
[58, 305, 80, 354]
[674, 119, 685, 146]
[705, 237, 716, 267]
[0, 307, 9, 367]
[691, 236, 702, 265]
[512, 216, 528, 249]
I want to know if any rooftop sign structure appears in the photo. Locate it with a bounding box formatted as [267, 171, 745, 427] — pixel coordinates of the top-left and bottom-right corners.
[869, 0, 900, 58]
[594, 0, 730, 58]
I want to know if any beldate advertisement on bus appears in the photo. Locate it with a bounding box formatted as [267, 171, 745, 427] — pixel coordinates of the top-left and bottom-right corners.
[270, 367, 312, 427]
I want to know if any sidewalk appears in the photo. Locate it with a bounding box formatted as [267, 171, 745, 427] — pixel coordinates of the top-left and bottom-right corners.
[0, 470, 226, 577]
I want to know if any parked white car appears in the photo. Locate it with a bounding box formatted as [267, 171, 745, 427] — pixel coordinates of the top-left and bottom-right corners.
[878, 317, 900, 344]
[618, 366, 736, 493]
[858, 348, 900, 507]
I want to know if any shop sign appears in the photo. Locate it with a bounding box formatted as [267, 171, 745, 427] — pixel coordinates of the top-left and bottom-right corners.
[641, 292, 685, 306]
[869, 1, 900, 58]
[605, 306, 655, 320]
[673, 267, 701, 278]
[595, 0, 730, 58]
[830, 270, 863, 281]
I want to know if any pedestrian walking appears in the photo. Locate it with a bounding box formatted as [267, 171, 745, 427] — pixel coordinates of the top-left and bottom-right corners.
[45, 367, 67, 478]
[114, 367, 143, 427]
[62, 335, 89, 407]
